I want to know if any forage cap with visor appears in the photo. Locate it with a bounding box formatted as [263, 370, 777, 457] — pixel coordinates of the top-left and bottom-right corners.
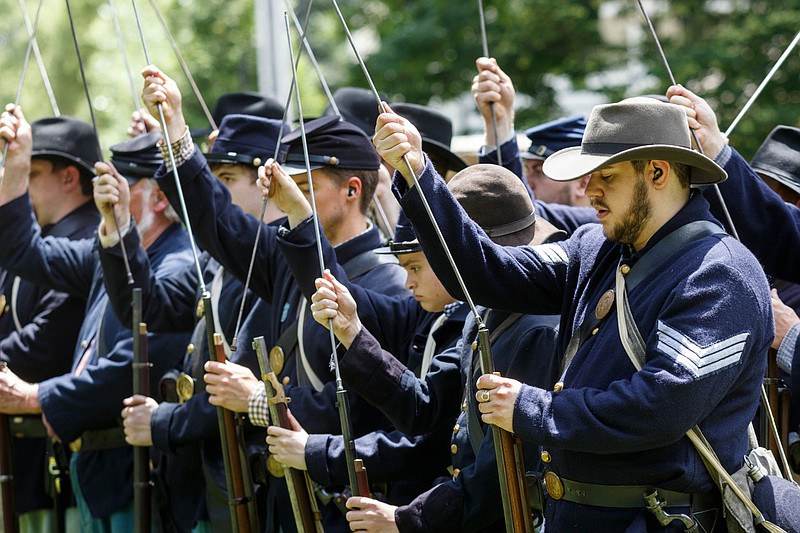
[110, 132, 163, 185]
[204, 114, 290, 168]
[280, 115, 380, 175]
[542, 97, 727, 185]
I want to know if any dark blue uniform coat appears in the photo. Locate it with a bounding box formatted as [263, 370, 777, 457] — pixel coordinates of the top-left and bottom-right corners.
[0, 201, 98, 514]
[0, 194, 192, 518]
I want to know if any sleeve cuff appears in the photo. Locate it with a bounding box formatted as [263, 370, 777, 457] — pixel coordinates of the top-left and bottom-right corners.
[777, 323, 800, 374]
[97, 217, 132, 248]
[713, 143, 733, 168]
[158, 126, 195, 172]
[247, 382, 270, 427]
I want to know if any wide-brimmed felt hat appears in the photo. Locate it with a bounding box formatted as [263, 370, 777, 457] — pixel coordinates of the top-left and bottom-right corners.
[204, 114, 290, 167]
[392, 103, 468, 174]
[448, 164, 565, 247]
[542, 97, 727, 185]
[323, 87, 388, 136]
[522, 115, 586, 161]
[280, 115, 380, 175]
[750, 125, 800, 195]
[192, 92, 284, 137]
[31, 116, 101, 175]
[110, 132, 163, 184]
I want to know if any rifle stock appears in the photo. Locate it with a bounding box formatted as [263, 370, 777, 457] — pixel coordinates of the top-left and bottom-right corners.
[253, 336, 323, 532]
[0, 365, 16, 533]
[132, 289, 151, 533]
[203, 295, 257, 532]
[477, 327, 534, 533]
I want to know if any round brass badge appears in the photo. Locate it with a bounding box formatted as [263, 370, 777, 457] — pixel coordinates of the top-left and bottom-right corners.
[544, 471, 564, 500]
[269, 346, 285, 375]
[594, 289, 616, 320]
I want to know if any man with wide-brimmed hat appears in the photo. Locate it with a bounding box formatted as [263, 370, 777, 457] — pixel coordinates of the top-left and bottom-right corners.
[0, 115, 100, 532]
[305, 163, 565, 531]
[373, 94, 773, 531]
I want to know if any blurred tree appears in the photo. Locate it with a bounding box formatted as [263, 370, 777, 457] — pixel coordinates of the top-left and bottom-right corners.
[2, 0, 799, 158]
[314, 0, 622, 129]
[621, 0, 800, 159]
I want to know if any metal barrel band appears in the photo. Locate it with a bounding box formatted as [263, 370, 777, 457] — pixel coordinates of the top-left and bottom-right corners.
[547, 473, 692, 508]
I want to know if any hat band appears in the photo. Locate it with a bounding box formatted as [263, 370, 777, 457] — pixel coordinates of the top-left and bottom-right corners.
[283, 153, 339, 166]
[582, 141, 658, 156]
[484, 212, 536, 238]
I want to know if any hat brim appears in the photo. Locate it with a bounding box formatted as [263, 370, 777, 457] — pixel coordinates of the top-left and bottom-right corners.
[753, 165, 800, 196]
[31, 149, 96, 175]
[542, 145, 727, 185]
[281, 163, 324, 176]
[520, 152, 547, 161]
[423, 138, 468, 173]
[529, 216, 567, 246]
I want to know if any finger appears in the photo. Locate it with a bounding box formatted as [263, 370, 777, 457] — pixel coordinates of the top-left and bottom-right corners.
[346, 496, 368, 510]
[203, 360, 226, 374]
[285, 408, 303, 431]
[476, 372, 504, 390]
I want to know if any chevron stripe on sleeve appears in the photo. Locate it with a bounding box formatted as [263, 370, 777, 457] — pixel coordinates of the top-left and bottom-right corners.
[655, 320, 750, 379]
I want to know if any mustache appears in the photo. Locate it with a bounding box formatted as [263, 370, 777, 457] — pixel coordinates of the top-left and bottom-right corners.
[590, 199, 609, 210]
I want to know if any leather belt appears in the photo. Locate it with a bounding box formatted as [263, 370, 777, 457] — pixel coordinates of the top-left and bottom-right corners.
[69, 427, 127, 453]
[545, 472, 692, 508]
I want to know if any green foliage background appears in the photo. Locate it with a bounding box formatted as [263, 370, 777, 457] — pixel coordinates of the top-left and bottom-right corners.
[1, 0, 799, 159]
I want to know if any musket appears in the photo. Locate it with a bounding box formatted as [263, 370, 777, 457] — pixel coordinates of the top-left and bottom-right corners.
[204, 301, 258, 532]
[477, 330, 534, 532]
[282, 12, 372, 498]
[253, 336, 323, 532]
[131, 289, 152, 533]
[0, 365, 16, 533]
[329, 1, 529, 528]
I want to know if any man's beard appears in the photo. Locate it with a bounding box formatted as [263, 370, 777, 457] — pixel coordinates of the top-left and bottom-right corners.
[136, 188, 155, 236]
[606, 176, 652, 245]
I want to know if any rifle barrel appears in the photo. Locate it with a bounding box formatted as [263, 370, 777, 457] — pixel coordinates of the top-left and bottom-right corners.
[132, 289, 151, 533]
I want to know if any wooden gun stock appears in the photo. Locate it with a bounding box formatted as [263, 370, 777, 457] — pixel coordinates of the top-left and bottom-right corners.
[253, 336, 323, 532]
[212, 334, 253, 533]
[132, 289, 151, 533]
[477, 327, 534, 533]
[0, 366, 16, 533]
[354, 459, 371, 499]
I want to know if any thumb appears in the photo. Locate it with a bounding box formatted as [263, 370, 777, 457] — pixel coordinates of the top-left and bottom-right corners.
[285, 408, 304, 432]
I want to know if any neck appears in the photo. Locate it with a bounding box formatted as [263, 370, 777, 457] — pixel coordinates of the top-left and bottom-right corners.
[632, 192, 690, 251]
[37, 196, 90, 227]
[139, 216, 173, 249]
[328, 214, 369, 247]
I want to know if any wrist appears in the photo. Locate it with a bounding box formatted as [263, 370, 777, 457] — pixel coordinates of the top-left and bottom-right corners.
[24, 383, 40, 414]
[165, 113, 187, 145]
[340, 319, 362, 349]
[287, 204, 313, 229]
